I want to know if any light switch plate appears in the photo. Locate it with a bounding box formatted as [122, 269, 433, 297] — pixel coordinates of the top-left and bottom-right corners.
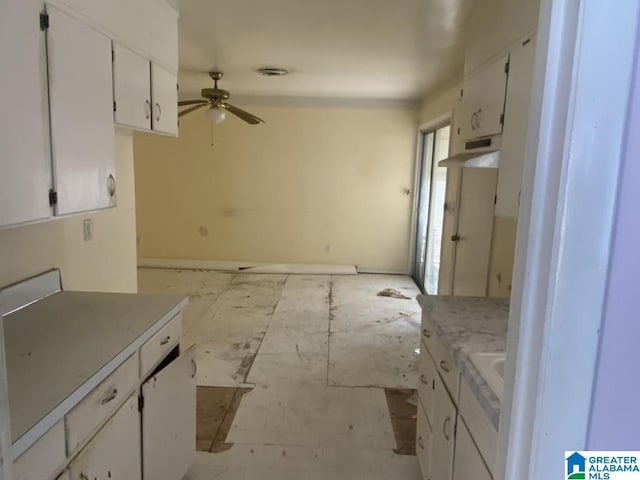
[83, 218, 93, 241]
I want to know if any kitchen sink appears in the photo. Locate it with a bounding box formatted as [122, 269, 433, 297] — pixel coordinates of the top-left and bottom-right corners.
[469, 352, 506, 401]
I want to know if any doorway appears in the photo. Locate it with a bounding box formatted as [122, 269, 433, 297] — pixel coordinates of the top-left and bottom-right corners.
[413, 124, 450, 293]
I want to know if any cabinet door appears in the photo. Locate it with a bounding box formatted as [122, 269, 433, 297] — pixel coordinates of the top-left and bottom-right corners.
[460, 54, 509, 140]
[495, 37, 537, 218]
[452, 169, 498, 296]
[416, 401, 433, 480]
[151, 63, 178, 135]
[68, 394, 141, 480]
[452, 419, 492, 480]
[418, 344, 438, 427]
[430, 376, 457, 480]
[46, 4, 116, 216]
[113, 43, 152, 131]
[0, 0, 53, 227]
[142, 346, 196, 480]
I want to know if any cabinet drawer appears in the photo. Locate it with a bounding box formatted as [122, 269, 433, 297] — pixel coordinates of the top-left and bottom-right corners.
[68, 394, 141, 480]
[14, 420, 65, 480]
[65, 352, 139, 454]
[421, 312, 461, 402]
[459, 379, 498, 477]
[436, 339, 460, 402]
[416, 400, 432, 480]
[140, 313, 182, 377]
[420, 315, 438, 360]
[418, 341, 438, 427]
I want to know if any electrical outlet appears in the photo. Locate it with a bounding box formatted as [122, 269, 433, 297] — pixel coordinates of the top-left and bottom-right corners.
[83, 218, 93, 241]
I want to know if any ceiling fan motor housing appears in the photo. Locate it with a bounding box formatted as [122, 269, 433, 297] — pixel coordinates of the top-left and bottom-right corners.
[201, 88, 230, 100]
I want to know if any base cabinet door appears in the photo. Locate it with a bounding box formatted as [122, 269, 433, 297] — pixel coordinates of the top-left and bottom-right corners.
[452, 419, 492, 480]
[430, 376, 457, 480]
[68, 395, 141, 480]
[416, 401, 433, 480]
[142, 346, 196, 480]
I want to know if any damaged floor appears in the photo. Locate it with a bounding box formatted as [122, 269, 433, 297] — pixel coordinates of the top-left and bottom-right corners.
[138, 268, 422, 480]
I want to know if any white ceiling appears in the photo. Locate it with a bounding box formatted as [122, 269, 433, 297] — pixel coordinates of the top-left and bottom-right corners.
[176, 0, 474, 102]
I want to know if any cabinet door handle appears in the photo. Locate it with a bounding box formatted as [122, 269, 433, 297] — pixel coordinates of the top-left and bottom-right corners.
[160, 335, 171, 346]
[475, 108, 482, 129]
[144, 99, 151, 120]
[100, 388, 118, 405]
[439, 360, 450, 373]
[420, 374, 429, 385]
[191, 358, 197, 378]
[443, 416, 452, 441]
[417, 435, 425, 450]
[471, 112, 477, 130]
[106, 174, 116, 197]
[422, 328, 432, 338]
[155, 102, 162, 122]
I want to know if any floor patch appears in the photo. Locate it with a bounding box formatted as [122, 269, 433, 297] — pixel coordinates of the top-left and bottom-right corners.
[196, 386, 253, 452]
[385, 388, 417, 455]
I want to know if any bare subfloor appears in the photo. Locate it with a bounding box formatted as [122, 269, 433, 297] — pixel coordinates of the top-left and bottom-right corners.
[138, 268, 422, 480]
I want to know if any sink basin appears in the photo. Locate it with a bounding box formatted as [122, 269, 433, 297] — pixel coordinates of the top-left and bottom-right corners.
[469, 352, 506, 401]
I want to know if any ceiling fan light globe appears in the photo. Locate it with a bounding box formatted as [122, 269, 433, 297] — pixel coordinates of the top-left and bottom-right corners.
[205, 107, 226, 123]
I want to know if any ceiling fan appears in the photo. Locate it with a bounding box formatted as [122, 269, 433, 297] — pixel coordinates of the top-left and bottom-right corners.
[178, 71, 265, 125]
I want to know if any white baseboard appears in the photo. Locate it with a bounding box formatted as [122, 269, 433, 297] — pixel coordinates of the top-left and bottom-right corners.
[137, 258, 358, 275]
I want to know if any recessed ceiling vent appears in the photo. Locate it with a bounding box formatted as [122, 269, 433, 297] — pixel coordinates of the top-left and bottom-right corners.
[257, 67, 289, 77]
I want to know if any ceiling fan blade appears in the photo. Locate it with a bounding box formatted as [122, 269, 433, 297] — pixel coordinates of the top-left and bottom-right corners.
[178, 99, 208, 106]
[178, 102, 210, 117]
[221, 102, 265, 125]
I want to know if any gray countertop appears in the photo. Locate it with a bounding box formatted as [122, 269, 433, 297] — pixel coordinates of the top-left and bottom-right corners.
[417, 294, 508, 429]
[4, 291, 187, 457]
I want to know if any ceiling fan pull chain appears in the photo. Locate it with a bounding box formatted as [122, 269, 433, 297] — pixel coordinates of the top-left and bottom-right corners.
[210, 122, 214, 147]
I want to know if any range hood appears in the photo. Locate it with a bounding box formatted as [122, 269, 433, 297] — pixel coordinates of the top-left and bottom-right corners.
[438, 135, 501, 168]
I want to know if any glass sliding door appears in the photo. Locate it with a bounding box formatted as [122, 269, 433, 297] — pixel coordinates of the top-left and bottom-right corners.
[413, 124, 450, 293]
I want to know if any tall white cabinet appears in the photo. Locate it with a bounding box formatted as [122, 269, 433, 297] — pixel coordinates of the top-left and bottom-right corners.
[0, 0, 53, 227]
[46, 4, 116, 215]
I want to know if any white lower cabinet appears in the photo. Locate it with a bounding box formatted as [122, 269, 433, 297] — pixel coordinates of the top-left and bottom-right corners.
[141, 346, 196, 480]
[452, 419, 492, 480]
[417, 316, 497, 480]
[68, 394, 141, 480]
[416, 401, 433, 480]
[14, 420, 65, 480]
[429, 376, 457, 480]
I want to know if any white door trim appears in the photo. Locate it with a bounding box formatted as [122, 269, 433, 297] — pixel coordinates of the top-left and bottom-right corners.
[498, 0, 640, 478]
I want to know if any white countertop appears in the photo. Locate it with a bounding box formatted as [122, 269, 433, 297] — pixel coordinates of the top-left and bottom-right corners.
[3, 290, 187, 457]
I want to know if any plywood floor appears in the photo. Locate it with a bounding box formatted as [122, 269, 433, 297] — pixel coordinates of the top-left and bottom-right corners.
[138, 268, 422, 480]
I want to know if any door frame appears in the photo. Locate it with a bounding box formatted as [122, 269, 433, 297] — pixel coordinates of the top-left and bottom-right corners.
[409, 114, 451, 288]
[498, 0, 640, 478]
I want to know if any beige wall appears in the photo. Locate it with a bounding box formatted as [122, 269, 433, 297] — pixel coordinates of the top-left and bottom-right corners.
[134, 103, 419, 273]
[0, 130, 138, 293]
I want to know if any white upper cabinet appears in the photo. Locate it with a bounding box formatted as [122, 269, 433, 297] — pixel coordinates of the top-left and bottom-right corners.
[0, 0, 53, 227]
[113, 47, 178, 136]
[47, 0, 178, 72]
[460, 54, 509, 141]
[495, 36, 537, 218]
[113, 43, 152, 131]
[464, 0, 540, 77]
[46, 4, 116, 216]
[151, 64, 178, 136]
